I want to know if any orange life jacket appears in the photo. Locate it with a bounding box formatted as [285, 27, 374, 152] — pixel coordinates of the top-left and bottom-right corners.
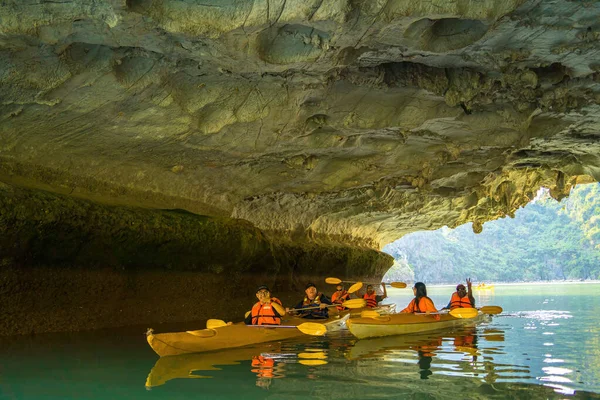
[251, 298, 282, 325]
[331, 291, 349, 310]
[401, 296, 438, 313]
[363, 292, 378, 308]
[449, 292, 473, 310]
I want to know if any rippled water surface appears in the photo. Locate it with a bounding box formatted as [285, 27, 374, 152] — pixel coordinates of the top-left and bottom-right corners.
[1, 283, 600, 399]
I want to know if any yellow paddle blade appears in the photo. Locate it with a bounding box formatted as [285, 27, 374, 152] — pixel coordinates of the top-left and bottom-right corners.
[244, 311, 251, 319]
[299, 359, 328, 366]
[325, 277, 342, 284]
[296, 322, 327, 336]
[341, 298, 367, 309]
[348, 282, 363, 293]
[186, 329, 217, 337]
[449, 308, 478, 319]
[390, 282, 407, 289]
[298, 352, 327, 359]
[360, 310, 381, 319]
[206, 319, 228, 329]
[480, 305, 503, 315]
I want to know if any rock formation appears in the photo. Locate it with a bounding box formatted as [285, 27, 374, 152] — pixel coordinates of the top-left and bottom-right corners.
[1, 0, 600, 334]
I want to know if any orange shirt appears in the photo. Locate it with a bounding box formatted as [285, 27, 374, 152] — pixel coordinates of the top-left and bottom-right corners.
[400, 296, 438, 313]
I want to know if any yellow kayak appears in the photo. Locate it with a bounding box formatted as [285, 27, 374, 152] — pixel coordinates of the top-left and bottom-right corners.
[346, 312, 490, 339]
[475, 283, 494, 290]
[147, 314, 349, 357]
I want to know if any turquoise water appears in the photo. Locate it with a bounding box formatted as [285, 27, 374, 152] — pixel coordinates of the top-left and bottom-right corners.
[1, 283, 600, 399]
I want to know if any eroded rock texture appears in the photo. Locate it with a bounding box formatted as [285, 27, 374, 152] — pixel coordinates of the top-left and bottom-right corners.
[1, 0, 600, 333]
[0, 183, 391, 335]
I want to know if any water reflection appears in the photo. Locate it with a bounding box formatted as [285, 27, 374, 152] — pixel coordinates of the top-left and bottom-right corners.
[145, 325, 522, 390]
[142, 294, 600, 399]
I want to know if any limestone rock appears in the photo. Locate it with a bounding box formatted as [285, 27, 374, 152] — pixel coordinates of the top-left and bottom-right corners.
[1, 0, 600, 250]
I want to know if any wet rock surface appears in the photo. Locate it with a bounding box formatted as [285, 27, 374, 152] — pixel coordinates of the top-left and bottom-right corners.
[0, 183, 391, 335]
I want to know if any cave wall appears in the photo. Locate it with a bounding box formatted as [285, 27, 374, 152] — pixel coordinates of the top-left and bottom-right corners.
[0, 182, 392, 335]
[2, 0, 600, 335]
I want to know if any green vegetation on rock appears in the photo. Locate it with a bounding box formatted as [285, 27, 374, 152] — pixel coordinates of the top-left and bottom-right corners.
[384, 183, 600, 283]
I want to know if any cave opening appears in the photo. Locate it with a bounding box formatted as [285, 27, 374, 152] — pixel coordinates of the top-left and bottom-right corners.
[383, 183, 600, 284]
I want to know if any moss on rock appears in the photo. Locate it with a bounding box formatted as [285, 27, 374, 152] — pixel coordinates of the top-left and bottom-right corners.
[0, 183, 392, 335]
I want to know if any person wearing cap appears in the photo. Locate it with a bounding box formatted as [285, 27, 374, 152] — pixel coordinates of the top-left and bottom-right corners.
[287, 282, 333, 319]
[245, 285, 286, 325]
[331, 284, 350, 311]
[442, 278, 475, 310]
[358, 283, 388, 308]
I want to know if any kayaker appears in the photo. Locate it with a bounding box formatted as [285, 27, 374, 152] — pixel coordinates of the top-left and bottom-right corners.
[245, 285, 286, 325]
[400, 282, 439, 316]
[358, 283, 388, 308]
[442, 279, 475, 310]
[331, 284, 350, 310]
[287, 282, 333, 319]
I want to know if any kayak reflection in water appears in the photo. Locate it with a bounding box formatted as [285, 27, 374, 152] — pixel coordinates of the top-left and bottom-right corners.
[418, 350, 434, 379]
[252, 355, 275, 390]
[245, 285, 286, 325]
[414, 329, 479, 379]
[287, 282, 333, 319]
[252, 354, 288, 390]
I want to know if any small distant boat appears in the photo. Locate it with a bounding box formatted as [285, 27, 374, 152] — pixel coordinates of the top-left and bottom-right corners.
[475, 283, 494, 291]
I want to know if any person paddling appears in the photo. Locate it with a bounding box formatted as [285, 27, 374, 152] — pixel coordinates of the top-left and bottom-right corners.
[287, 282, 333, 319]
[358, 283, 388, 308]
[245, 285, 286, 325]
[331, 284, 350, 311]
[400, 282, 438, 316]
[442, 278, 475, 310]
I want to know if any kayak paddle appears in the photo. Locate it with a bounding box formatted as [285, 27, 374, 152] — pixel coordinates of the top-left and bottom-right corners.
[206, 319, 232, 329]
[325, 277, 407, 288]
[247, 322, 328, 336]
[287, 298, 366, 312]
[360, 310, 381, 318]
[197, 320, 328, 336]
[479, 305, 503, 315]
[347, 282, 363, 293]
[449, 308, 478, 319]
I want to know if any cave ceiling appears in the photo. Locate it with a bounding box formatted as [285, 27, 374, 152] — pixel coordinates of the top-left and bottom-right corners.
[1, 0, 600, 249]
